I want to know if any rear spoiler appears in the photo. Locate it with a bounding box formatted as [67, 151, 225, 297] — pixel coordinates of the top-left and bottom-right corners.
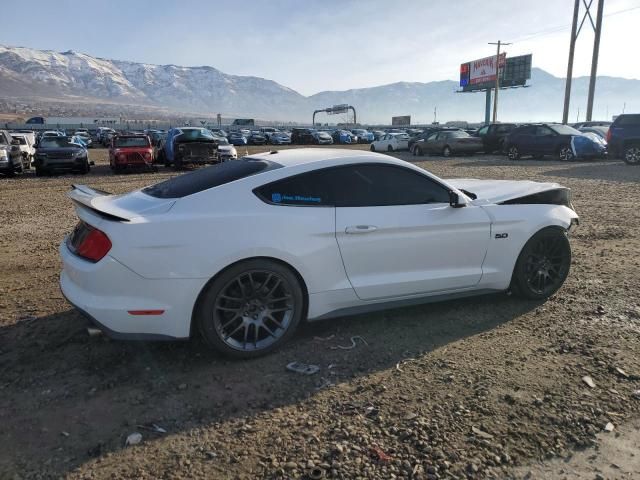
[68, 184, 131, 222]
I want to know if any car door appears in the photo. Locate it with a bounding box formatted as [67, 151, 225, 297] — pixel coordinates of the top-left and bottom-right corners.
[424, 133, 440, 153]
[332, 164, 491, 300]
[533, 126, 557, 155]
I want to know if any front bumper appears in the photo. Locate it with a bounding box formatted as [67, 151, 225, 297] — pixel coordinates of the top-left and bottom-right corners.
[35, 156, 87, 170]
[59, 241, 204, 340]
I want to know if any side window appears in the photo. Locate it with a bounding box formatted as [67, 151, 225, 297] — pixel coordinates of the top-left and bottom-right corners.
[496, 125, 511, 134]
[0, 133, 6, 145]
[254, 169, 334, 206]
[334, 164, 450, 207]
[426, 133, 438, 141]
[535, 126, 553, 136]
[477, 126, 489, 136]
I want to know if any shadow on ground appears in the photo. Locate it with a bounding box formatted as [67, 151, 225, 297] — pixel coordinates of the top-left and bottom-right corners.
[0, 293, 540, 476]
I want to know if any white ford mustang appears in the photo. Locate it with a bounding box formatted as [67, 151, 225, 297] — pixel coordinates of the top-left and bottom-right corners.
[60, 149, 579, 358]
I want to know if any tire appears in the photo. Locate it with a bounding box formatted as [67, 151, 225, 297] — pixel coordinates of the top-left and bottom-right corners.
[387, 145, 393, 152]
[35, 166, 46, 177]
[511, 227, 571, 300]
[416, 146, 424, 156]
[623, 145, 640, 165]
[370, 144, 376, 152]
[558, 146, 574, 161]
[196, 259, 305, 359]
[507, 146, 520, 161]
[442, 146, 451, 157]
[80, 161, 90, 174]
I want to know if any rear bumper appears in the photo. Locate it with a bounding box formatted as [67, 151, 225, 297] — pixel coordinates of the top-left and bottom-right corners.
[59, 241, 204, 340]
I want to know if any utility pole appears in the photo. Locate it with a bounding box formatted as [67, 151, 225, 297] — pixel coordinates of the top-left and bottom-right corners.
[562, 0, 605, 123]
[562, 0, 580, 124]
[586, 0, 604, 121]
[488, 40, 510, 123]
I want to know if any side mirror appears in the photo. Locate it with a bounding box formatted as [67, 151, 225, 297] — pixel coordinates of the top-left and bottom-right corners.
[449, 191, 466, 208]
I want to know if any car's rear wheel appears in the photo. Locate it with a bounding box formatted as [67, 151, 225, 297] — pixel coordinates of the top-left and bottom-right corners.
[387, 145, 393, 152]
[511, 227, 571, 300]
[196, 259, 304, 358]
[507, 146, 520, 160]
[442, 146, 451, 157]
[559, 146, 574, 161]
[370, 144, 376, 152]
[623, 145, 640, 165]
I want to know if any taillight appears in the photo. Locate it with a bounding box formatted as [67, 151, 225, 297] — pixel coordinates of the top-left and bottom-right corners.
[68, 222, 111, 262]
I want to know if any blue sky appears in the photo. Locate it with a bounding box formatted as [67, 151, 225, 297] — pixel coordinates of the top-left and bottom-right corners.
[3, 0, 639, 95]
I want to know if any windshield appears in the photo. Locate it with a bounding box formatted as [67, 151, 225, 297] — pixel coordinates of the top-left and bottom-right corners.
[550, 124, 581, 135]
[40, 137, 72, 148]
[178, 129, 215, 140]
[115, 137, 150, 148]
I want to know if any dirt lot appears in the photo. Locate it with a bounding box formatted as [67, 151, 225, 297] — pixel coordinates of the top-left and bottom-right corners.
[1, 146, 640, 480]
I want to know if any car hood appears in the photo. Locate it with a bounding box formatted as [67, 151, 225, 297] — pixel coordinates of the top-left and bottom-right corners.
[447, 178, 565, 204]
[37, 146, 84, 154]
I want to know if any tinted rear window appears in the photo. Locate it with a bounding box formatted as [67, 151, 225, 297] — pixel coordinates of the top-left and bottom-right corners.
[143, 158, 282, 199]
[615, 115, 640, 126]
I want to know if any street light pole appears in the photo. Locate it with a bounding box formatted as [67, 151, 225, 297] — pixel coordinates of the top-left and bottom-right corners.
[488, 40, 510, 123]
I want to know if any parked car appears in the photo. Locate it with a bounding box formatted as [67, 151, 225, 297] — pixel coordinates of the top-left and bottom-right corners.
[606, 114, 640, 165]
[291, 128, 316, 145]
[505, 124, 600, 161]
[370, 133, 410, 152]
[10, 133, 35, 168]
[332, 130, 356, 144]
[70, 135, 91, 149]
[60, 148, 578, 358]
[74, 132, 93, 147]
[163, 127, 220, 169]
[33, 136, 90, 176]
[215, 137, 238, 161]
[313, 130, 334, 145]
[248, 132, 267, 145]
[578, 126, 609, 140]
[351, 129, 374, 143]
[109, 135, 155, 173]
[476, 123, 518, 153]
[259, 127, 279, 142]
[270, 131, 292, 145]
[414, 130, 483, 156]
[372, 130, 386, 141]
[408, 127, 461, 153]
[229, 132, 248, 146]
[572, 121, 611, 129]
[0, 130, 28, 176]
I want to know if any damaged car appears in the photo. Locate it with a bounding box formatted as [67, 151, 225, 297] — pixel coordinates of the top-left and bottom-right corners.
[163, 127, 220, 169]
[60, 149, 578, 358]
[109, 134, 156, 173]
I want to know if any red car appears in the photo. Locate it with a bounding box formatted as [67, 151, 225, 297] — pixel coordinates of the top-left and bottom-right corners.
[109, 135, 156, 173]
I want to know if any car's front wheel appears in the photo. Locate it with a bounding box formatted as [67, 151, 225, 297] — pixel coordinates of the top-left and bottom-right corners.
[370, 144, 376, 152]
[507, 146, 520, 160]
[511, 227, 571, 300]
[387, 145, 393, 152]
[196, 259, 305, 358]
[442, 146, 451, 157]
[623, 144, 640, 165]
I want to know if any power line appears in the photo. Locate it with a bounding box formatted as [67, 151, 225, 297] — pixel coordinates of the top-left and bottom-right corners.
[507, 4, 640, 43]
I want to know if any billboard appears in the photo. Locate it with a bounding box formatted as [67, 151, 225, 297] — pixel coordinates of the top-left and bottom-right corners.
[392, 115, 411, 126]
[460, 54, 531, 92]
[469, 53, 506, 85]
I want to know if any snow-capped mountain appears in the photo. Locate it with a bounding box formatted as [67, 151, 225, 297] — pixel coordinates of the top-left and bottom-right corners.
[0, 45, 306, 120]
[0, 45, 638, 123]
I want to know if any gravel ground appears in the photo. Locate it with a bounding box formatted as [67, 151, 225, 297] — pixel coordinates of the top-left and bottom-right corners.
[1, 146, 640, 479]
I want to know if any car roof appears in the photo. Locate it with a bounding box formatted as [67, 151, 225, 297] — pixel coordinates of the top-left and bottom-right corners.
[247, 148, 399, 168]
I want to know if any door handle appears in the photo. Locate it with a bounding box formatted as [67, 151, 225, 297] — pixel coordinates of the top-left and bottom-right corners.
[345, 225, 378, 234]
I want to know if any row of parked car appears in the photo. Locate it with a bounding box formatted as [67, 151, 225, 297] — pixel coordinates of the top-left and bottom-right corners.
[376, 116, 640, 164]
